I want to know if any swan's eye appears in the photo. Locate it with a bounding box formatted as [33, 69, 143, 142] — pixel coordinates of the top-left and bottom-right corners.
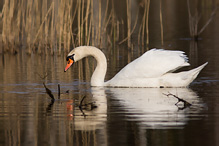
[66, 54, 75, 61]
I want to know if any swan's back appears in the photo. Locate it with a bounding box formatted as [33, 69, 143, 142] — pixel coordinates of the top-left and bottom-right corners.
[105, 49, 207, 87]
[113, 49, 189, 79]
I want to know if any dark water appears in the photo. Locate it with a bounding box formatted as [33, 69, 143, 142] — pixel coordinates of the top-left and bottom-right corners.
[1, 1, 219, 146]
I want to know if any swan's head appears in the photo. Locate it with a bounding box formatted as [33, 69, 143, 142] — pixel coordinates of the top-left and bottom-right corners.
[64, 54, 74, 72]
[64, 46, 86, 72]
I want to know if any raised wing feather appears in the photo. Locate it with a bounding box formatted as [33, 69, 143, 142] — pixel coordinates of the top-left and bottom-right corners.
[112, 49, 190, 79]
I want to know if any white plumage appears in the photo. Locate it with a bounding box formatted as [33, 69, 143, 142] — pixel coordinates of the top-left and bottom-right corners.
[65, 46, 208, 87]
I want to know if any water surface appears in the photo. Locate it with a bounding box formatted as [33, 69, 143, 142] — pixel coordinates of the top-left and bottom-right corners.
[1, 1, 219, 146]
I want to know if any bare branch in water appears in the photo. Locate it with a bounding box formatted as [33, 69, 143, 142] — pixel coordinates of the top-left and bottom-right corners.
[58, 84, 60, 99]
[163, 92, 192, 110]
[42, 83, 97, 117]
[43, 82, 55, 101]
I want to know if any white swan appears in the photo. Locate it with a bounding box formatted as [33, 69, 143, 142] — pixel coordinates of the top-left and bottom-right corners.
[64, 46, 208, 87]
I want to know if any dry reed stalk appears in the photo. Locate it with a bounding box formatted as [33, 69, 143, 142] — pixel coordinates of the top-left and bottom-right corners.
[52, 0, 59, 54]
[26, 0, 35, 54]
[138, 20, 143, 48]
[43, 0, 49, 54]
[67, 0, 73, 53]
[58, 0, 64, 54]
[160, 0, 163, 46]
[126, 0, 131, 48]
[141, 1, 147, 47]
[120, 19, 125, 40]
[98, 0, 102, 47]
[33, 0, 39, 53]
[116, 20, 120, 42]
[87, 11, 92, 46]
[85, 58, 91, 81]
[101, 0, 109, 47]
[2, 0, 13, 52]
[1, 0, 7, 51]
[78, 0, 81, 46]
[91, 0, 94, 46]
[63, 11, 67, 52]
[81, 0, 85, 45]
[78, 61, 83, 82]
[70, 0, 79, 49]
[35, 0, 41, 41]
[20, 0, 25, 50]
[146, 0, 150, 45]
[103, 0, 109, 28]
[9, 0, 15, 43]
[85, 0, 91, 45]
[64, 1, 68, 52]
[65, 1, 69, 52]
[0, 4, 4, 19]
[110, 17, 114, 46]
[16, 1, 21, 46]
[111, 0, 116, 46]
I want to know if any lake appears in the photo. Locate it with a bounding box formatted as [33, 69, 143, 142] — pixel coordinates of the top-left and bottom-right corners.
[1, 0, 219, 146]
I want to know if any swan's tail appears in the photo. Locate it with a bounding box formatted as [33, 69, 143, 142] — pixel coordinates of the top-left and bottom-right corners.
[186, 62, 208, 80]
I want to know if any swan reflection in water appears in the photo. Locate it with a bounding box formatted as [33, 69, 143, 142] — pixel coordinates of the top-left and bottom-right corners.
[72, 87, 205, 130]
[106, 87, 205, 128]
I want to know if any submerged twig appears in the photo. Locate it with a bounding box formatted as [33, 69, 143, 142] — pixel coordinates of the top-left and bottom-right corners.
[163, 92, 192, 110]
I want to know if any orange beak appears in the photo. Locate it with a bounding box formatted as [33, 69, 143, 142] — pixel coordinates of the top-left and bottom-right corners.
[64, 59, 74, 72]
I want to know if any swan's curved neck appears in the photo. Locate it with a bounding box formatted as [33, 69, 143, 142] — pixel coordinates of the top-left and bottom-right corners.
[80, 46, 107, 86]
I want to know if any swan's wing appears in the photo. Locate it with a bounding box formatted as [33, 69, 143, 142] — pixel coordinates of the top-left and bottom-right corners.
[113, 49, 190, 79]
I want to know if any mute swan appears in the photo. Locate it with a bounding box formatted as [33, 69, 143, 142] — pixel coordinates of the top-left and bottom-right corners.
[64, 46, 208, 87]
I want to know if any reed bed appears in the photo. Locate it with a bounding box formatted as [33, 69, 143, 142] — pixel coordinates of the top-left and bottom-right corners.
[0, 0, 155, 55]
[0, 0, 218, 55]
